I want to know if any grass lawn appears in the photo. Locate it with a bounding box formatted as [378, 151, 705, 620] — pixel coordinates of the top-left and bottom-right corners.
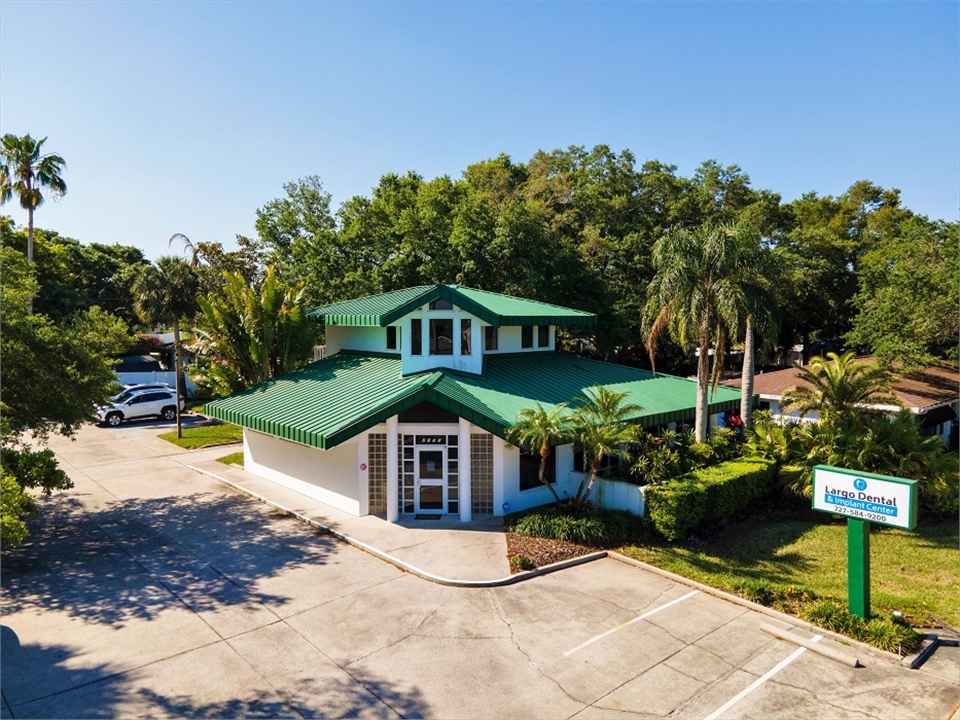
[158, 423, 243, 450]
[621, 502, 959, 628]
[216, 451, 243, 465]
[185, 399, 208, 414]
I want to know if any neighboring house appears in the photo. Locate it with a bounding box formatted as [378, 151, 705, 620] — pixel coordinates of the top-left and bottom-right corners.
[205, 285, 742, 524]
[113, 355, 198, 397]
[723, 360, 959, 442]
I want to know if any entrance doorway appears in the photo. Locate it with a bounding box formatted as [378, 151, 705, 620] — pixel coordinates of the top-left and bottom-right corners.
[416, 447, 446, 513]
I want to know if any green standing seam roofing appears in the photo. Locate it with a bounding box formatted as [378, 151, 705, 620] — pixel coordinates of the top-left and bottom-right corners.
[308, 284, 597, 328]
[205, 351, 743, 451]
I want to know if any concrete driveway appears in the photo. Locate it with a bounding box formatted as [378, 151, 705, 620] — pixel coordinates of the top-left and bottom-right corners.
[2, 422, 958, 718]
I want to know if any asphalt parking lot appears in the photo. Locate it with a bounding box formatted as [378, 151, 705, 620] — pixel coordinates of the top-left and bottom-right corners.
[2, 422, 958, 719]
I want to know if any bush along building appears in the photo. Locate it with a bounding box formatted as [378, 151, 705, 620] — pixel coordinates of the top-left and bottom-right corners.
[205, 285, 742, 523]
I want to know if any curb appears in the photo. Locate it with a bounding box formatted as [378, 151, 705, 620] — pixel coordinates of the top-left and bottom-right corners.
[608, 551, 911, 668]
[186, 464, 608, 587]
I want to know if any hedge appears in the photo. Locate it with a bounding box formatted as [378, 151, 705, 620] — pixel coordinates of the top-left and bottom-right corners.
[645, 458, 777, 541]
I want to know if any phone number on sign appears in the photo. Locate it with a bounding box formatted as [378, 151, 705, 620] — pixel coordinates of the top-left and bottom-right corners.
[840, 508, 891, 523]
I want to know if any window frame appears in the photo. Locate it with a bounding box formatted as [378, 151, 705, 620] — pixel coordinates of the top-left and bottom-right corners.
[484, 326, 498, 351]
[429, 318, 454, 356]
[521, 326, 533, 349]
[460, 318, 472, 355]
[410, 318, 422, 356]
[519, 449, 556, 491]
[537, 325, 549, 348]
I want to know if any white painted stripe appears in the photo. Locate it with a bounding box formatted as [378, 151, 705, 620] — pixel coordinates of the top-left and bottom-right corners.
[704, 634, 822, 720]
[563, 590, 700, 657]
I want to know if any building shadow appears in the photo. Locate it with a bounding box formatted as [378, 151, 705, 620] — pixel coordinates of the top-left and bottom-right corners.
[2, 490, 339, 626]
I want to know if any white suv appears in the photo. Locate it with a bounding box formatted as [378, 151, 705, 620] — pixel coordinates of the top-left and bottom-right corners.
[96, 389, 184, 427]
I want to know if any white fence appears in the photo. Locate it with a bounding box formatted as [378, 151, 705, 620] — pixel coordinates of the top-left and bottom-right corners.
[571, 471, 647, 517]
[115, 370, 197, 396]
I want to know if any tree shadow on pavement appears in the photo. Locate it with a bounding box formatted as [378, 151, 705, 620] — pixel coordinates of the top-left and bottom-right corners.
[135, 669, 430, 719]
[1, 625, 430, 719]
[1, 624, 126, 715]
[1, 490, 339, 626]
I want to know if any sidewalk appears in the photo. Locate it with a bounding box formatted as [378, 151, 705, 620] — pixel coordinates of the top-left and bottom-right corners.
[172, 447, 517, 583]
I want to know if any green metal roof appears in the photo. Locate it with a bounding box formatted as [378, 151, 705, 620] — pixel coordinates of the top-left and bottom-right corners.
[205, 351, 742, 450]
[308, 285, 597, 327]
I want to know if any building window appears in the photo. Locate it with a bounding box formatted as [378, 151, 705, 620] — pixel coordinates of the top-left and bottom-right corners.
[521, 326, 533, 348]
[573, 446, 621, 473]
[461, 319, 472, 355]
[386, 326, 397, 350]
[520, 449, 555, 491]
[471, 434, 494, 514]
[538, 325, 549, 347]
[429, 298, 453, 310]
[484, 326, 498, 351]
[430, 318, 454, 355]
[411, 319, 422, 355]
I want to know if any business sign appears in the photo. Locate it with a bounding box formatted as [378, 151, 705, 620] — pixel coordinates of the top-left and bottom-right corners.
[812, 465, 918, 530]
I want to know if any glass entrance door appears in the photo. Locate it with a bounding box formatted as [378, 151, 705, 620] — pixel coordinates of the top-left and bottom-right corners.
[415, 448, 446, 513]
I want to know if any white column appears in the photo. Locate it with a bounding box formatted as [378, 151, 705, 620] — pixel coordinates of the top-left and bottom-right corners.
[386, 415, 399, 522]
[459, 418, 472, 523]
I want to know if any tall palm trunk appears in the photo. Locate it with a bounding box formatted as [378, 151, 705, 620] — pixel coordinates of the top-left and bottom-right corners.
[695, 320, 710, 443]
[173, 316, 184, 439]
[539, 444, 563, 506]
[26, 206, 34, 313]
[741, 314, 755, 430]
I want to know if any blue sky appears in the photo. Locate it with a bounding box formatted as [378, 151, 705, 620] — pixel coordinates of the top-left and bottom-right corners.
[1, 1, 957, 260]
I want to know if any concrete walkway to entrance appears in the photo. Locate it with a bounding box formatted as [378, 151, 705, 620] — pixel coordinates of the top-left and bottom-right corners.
[180, 452, 517, 583]
[44, 419, 517, 583]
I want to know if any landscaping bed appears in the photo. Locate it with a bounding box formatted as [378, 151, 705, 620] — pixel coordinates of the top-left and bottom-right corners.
[506, 532, 596, 573]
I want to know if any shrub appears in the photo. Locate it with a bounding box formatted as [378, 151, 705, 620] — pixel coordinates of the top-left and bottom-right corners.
[506, 506, 648, 547]
[645, 480, 708, 542]
[510, 555, 534, 571]
[645, 458, 776, 541]
[799, 599, 923, 655]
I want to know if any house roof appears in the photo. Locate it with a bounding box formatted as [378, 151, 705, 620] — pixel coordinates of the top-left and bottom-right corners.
[723, 360, 959, 413]
[308, 285, 598, 328]
[205, 351, 742, 450]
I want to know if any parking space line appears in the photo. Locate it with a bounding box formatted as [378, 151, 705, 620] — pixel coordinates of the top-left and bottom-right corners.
[704, 634, 822, 720]
[563, 590, 699, 656]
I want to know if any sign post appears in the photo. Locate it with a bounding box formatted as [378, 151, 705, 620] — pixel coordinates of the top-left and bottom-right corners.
[811, 465, 918, 619]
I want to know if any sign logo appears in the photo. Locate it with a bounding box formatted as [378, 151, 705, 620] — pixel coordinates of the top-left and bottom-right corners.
[854, 478, 867, 491]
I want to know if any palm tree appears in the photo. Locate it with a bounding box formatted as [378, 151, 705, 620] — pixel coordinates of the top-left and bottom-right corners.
[568, 386, 642, 508]
[733, 227, 780, 431]
[0, 134, 67, 312]
[645, 223, 750, 442]
[191, 266, 315, 394]
[780, 351, 898, 424]
[169, 232, 201, 267]
[506, 402, 569, 507]
[131, 256, 200, 438]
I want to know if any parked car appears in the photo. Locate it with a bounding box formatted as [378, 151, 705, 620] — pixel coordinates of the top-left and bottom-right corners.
[96, 389, 185, 427]
[111, 383, 174, 402]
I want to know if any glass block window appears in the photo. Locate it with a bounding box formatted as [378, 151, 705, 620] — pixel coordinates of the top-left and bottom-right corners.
[368, 433, 387, 514]
[399, 435, 415, 514]
[471, 433, 494, 515]
[446, 433, 459, 515]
